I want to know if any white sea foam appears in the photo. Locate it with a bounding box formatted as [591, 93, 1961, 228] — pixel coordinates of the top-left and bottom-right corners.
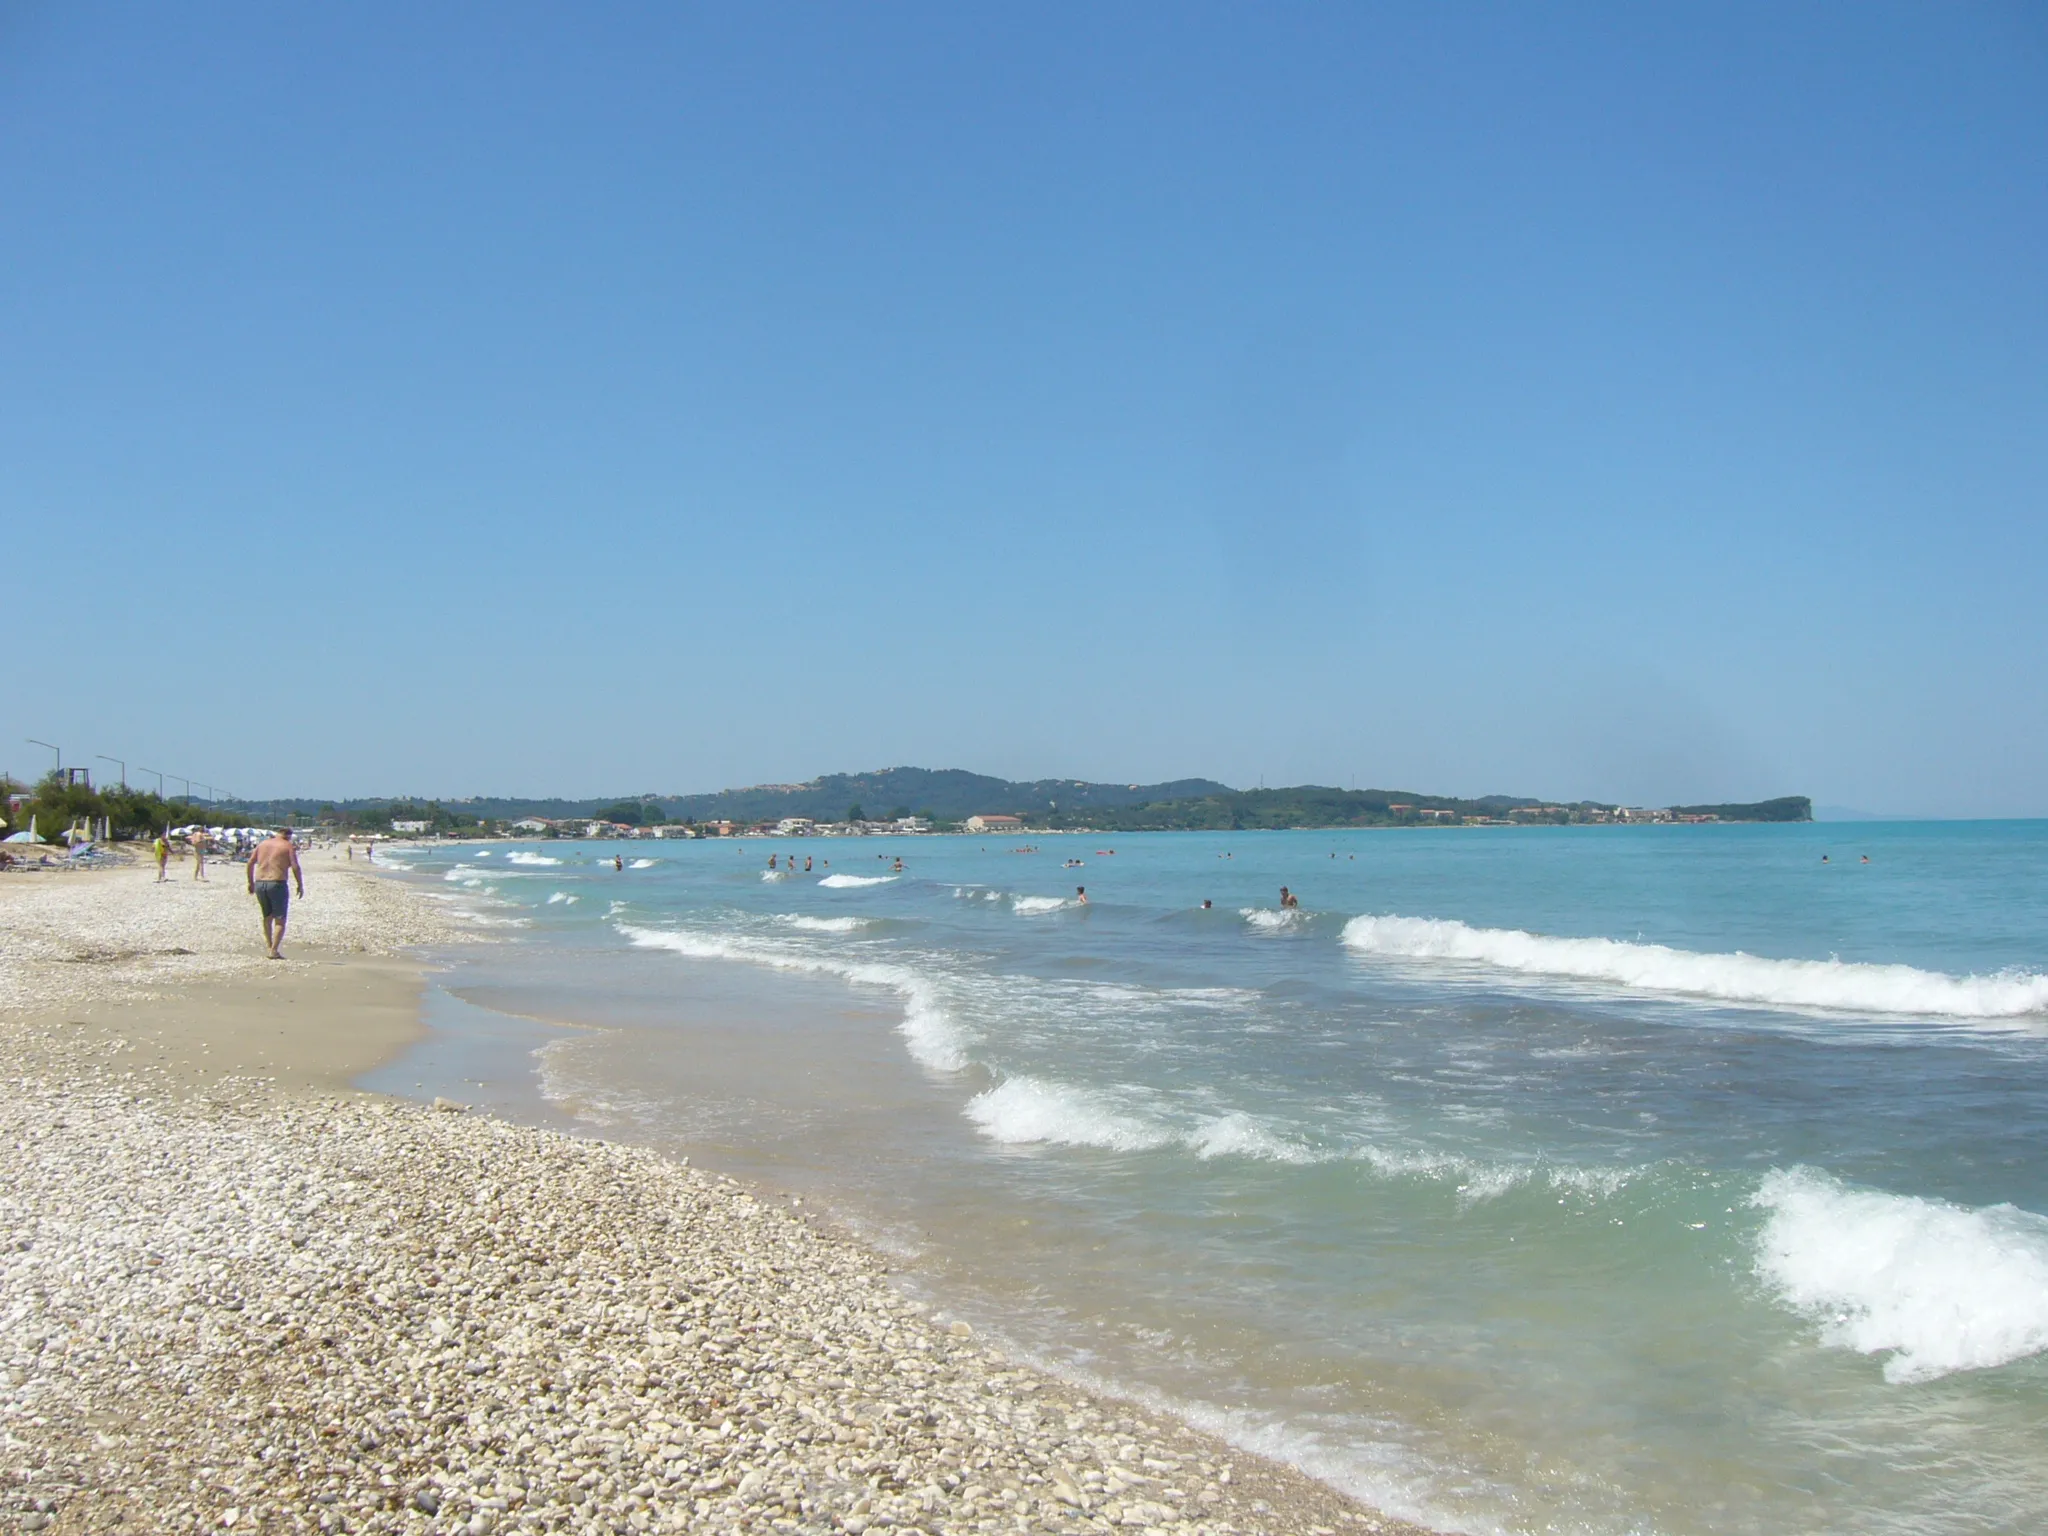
[1348, 1145, 1632, 1202]
[545, 891, 579, 905]
[966, 1077, 1173, 1152]
[506, 851, 561, 866]
[628, 858, 658, 869]
[760, 870, 792, 881]
[819, 873, 896, 888]
[1241, 908, 1305, 931]
[1753, 1167, 2048, 1382]
[618, 923, 966, 1071]
[1341, 914, 2048, 1019]
[473, 850, 492, 858]
[776, 914, 871, 933]
[1011, 895, 1069, 916]
[965, 1077, 1323, 1163]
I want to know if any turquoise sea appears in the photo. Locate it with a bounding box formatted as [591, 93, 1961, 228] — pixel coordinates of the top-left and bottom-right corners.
[372, 822, 2048, 1535]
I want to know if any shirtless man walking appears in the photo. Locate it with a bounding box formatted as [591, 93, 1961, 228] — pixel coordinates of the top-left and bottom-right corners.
[247, 827, 305, 959]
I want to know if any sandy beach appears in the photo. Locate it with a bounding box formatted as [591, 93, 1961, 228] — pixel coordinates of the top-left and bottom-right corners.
[1, 857, 1421, 1536]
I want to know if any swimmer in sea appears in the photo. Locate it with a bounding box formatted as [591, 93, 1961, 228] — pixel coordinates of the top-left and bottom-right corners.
[892, 857, 904, 872]
[1076, 886, 1087, 905]
[804, 856, 812, 872]
[1821, 855, 1829, 863]
[614, 854, 623, 871]
[1201, 899, 1212, 909]
[1861, 854, 1870, 863]
[769, 853, 779, 870]
[1279, 886, 1298, 909]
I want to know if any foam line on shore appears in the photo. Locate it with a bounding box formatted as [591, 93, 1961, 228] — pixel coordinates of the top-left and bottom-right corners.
[1341, 914, 2048, 1019]
[964, 1075, 1638, 1196]
[618, 922, 968, 1070]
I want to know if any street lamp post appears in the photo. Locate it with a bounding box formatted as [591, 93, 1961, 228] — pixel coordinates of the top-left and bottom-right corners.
[139, 768, 165, 798]
[26, 739, 59, 775]
[97, 755, 127, 789]
[198, 783, 213, 804]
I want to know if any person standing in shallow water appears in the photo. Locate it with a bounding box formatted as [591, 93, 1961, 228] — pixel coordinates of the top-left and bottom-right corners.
[1280, 886, 1299, 909]
[247, 827, 305, 960]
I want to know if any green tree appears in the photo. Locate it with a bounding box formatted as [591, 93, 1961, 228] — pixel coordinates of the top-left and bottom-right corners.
[846, 803, 865, 822]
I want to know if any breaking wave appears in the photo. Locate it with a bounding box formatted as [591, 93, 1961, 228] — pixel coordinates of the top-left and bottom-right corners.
[965, 1077, 1318, 1162]
[617, 923, 965, 1071]
[819, 873, 897, 888]
[629, 857, 658, 869]
[1754, 1167, 2048, 1382]
[961, 1077, 1635, 1194]
[506, 851, 561, 866]
[545, 891, 579, 905]
[1340, 914, 2048, 1019]
[1241, 908, 1307, 931]
[1012, 895, 1071, 915]
[776, 914, 872, 933]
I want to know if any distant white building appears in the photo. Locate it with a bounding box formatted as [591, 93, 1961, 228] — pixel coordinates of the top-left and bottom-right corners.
[509, 817, 552, 833]
[895, 816, 931, 833]
[775, 817, 816, 836]
[964, 814, 1022, 833]
[391, 819, 433, 835]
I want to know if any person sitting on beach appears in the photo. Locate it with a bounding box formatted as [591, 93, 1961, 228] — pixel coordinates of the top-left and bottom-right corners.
[154, 834, 170, 882]
[1279, 886, 1298, 909]
[246, 828, 305, 960]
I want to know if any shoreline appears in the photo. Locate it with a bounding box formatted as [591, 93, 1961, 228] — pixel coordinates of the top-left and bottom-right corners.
[2, 861, 1428, 1534]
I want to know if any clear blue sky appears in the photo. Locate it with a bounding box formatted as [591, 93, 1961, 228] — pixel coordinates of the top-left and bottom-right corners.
[5, 3, 2044, 814]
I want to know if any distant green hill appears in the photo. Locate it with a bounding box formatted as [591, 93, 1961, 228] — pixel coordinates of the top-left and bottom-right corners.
[1670, 796, 1812, 823]
[662, 767, 1235, 824]
[228, 773, 1809, 831]
[1051, 789, 1811, 830]
[229, 769, 1234, 829]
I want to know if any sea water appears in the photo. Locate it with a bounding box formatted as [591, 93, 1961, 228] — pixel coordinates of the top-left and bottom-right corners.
[375, 823, 2048, 1535]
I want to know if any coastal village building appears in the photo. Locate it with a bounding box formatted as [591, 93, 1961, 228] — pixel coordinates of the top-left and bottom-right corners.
[509, 818, 553, 834]
[391, 819, 433, 835]
[964, 814, 1023, 833]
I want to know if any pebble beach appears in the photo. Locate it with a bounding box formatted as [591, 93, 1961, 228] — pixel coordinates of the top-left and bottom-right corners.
[1, 858, 1416, 1536]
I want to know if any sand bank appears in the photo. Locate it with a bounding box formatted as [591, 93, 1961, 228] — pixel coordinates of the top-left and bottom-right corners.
[1, 860, 1424, 1535]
